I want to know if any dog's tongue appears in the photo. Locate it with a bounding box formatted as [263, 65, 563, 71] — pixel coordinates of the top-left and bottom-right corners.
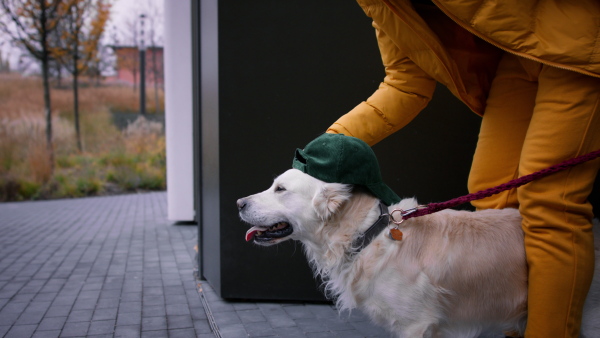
[245, 227, 262, 242]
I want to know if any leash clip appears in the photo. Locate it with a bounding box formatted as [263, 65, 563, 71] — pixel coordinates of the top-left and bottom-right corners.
[387, 205, 427, 241]
[389, 205, 426, 225]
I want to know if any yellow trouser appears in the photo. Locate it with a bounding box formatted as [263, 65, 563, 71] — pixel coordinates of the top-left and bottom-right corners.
[468, 53, 600, 338]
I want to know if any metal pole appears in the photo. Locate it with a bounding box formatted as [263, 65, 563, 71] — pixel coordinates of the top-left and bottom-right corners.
[139, 14, 147, 116]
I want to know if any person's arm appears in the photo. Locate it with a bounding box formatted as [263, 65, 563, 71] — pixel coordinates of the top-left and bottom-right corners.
[327, 22, 436, 146]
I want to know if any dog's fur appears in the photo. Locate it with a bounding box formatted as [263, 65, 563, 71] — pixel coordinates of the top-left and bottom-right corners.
[238, 169, 600, 337]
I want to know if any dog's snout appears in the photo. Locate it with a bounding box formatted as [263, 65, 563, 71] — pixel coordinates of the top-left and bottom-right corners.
[237, 198, 247, 211]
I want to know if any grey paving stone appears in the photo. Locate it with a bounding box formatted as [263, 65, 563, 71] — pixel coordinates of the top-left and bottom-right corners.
[61, 321, 90, 337]
[50, 296, 76, 307]
[260, 306, 297, 329]
[117, 310, 142, 326]
[269, 326, 306, 338]
[114, 324, 141, 338]
[166, 303, 191, 316]
[32, 329, 62, 338]
[304, 304, 338, 318]
[165, 294, 188, 305]
[11, 292, 36, 303]
[33, 292, 59, 302]
[233, 302, 259, 311]
[237, 309, 268, 324]
[67, 309, 94, 323]
[0, 325, 10, 337]
[189, 306, 208, 320]
[4, 324, 37, 338]
[350, 319, 391, 337]
[142, 304, 167, 318]
[164, 285, 186, 296]
[87, 320, 116, 335]
[72, 297, 98, 310]
[142, 295, 165, 306]
[141, 316, 167, 331]
[283, 305, 316, 319]
[37, 316, 67, 331]
[193, 319, 213, 334]
[45, 305, 71, 318]
[141, 330, 169, 338]
[219, 323, 248, 338]
[93, 307, 119, 321]
[168, 328, 197, 338]
[209, 299, 237, 313]
[244, 321, 277, 337]
[121, 292, 143, 302]
[15, 310, 46, 325]
[214, 310, 242, 327]
[119, 301, 143, 314]
[99, 288, 121, 299]
[294, 318, 329, 334]
[167, 315, 194, 330]
[305, 332, 336, 338]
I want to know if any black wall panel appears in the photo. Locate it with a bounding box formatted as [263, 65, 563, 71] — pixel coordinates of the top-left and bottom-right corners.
[196, 0, 509, 301]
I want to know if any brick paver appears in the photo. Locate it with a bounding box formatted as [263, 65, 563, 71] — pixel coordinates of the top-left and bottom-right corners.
[0, 193, 208, 338]
[0, 193, 503, 338]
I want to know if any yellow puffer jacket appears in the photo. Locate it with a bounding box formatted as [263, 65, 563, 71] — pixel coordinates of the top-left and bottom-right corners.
[327, 0, 600, 146]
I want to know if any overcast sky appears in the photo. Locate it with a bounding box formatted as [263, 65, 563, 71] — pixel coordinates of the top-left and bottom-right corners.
[0, 0, 164, 71]
[108, 0, 164, 46]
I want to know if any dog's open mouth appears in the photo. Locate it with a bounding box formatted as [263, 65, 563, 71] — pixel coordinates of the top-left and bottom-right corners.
[245, 222, 293, 242]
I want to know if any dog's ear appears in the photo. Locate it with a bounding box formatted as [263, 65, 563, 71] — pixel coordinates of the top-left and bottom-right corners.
[312, 183, 352, 220]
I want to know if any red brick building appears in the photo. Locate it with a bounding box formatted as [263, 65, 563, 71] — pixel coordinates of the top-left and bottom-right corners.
[109, 46, 164, 86]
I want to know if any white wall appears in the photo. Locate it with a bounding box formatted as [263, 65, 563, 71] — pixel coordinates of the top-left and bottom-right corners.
[164, 0, 195, 221]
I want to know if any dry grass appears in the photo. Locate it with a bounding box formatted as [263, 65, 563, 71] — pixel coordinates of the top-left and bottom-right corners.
[0, 73, 166, 201]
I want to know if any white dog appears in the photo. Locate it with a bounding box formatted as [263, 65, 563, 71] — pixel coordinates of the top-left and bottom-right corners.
[238, 168, 600, 338]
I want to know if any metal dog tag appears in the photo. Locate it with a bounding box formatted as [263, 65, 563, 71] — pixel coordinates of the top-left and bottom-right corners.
[388, 228, 403, 241]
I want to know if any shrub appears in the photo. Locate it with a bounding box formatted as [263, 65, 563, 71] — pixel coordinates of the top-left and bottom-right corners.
[0, 74, 166, 202]
[18, 180, 41, 200]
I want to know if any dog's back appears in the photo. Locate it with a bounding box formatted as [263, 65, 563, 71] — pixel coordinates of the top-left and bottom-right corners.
[355, 205, 528, 336]
[357, 202, 600, 337]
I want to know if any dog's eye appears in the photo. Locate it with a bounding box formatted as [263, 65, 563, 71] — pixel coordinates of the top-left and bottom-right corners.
[275, 186, 286, 192]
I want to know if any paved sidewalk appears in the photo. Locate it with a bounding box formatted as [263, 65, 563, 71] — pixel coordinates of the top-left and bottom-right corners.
[197, 281, 391, 338]
[0, 193, 503, 338]
[0, 193, 210, 338]
[0, 193, 391, 338]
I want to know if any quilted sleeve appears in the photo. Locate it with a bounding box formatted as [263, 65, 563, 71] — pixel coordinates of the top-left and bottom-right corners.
[327, 22, 436, 146]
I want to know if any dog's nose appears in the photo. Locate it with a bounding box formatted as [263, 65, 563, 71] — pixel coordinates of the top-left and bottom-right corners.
[237, 198, 247, 211]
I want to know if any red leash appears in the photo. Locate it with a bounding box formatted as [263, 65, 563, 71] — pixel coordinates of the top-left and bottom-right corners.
[398, 149, 600, 222]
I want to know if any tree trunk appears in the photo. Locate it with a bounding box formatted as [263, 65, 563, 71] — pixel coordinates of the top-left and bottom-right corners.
[42, 54, 54, 172]
[133, 66, 138, 91]
[152, 48, 159, 114]
[73, 70, 82, 152]
[40, 0, 54, 175]
[56, 62, 62, 88]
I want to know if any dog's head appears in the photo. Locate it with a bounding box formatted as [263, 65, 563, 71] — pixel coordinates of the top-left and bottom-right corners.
[237, 169, 352, 246]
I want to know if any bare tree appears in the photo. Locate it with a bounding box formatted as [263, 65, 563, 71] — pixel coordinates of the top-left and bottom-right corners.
[0, 51, 9, 72]
[0, 40, 11, 72]
[144, 0, 163, 114]
[0, 0, 71, 173]
[52, 0, 110, 152]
